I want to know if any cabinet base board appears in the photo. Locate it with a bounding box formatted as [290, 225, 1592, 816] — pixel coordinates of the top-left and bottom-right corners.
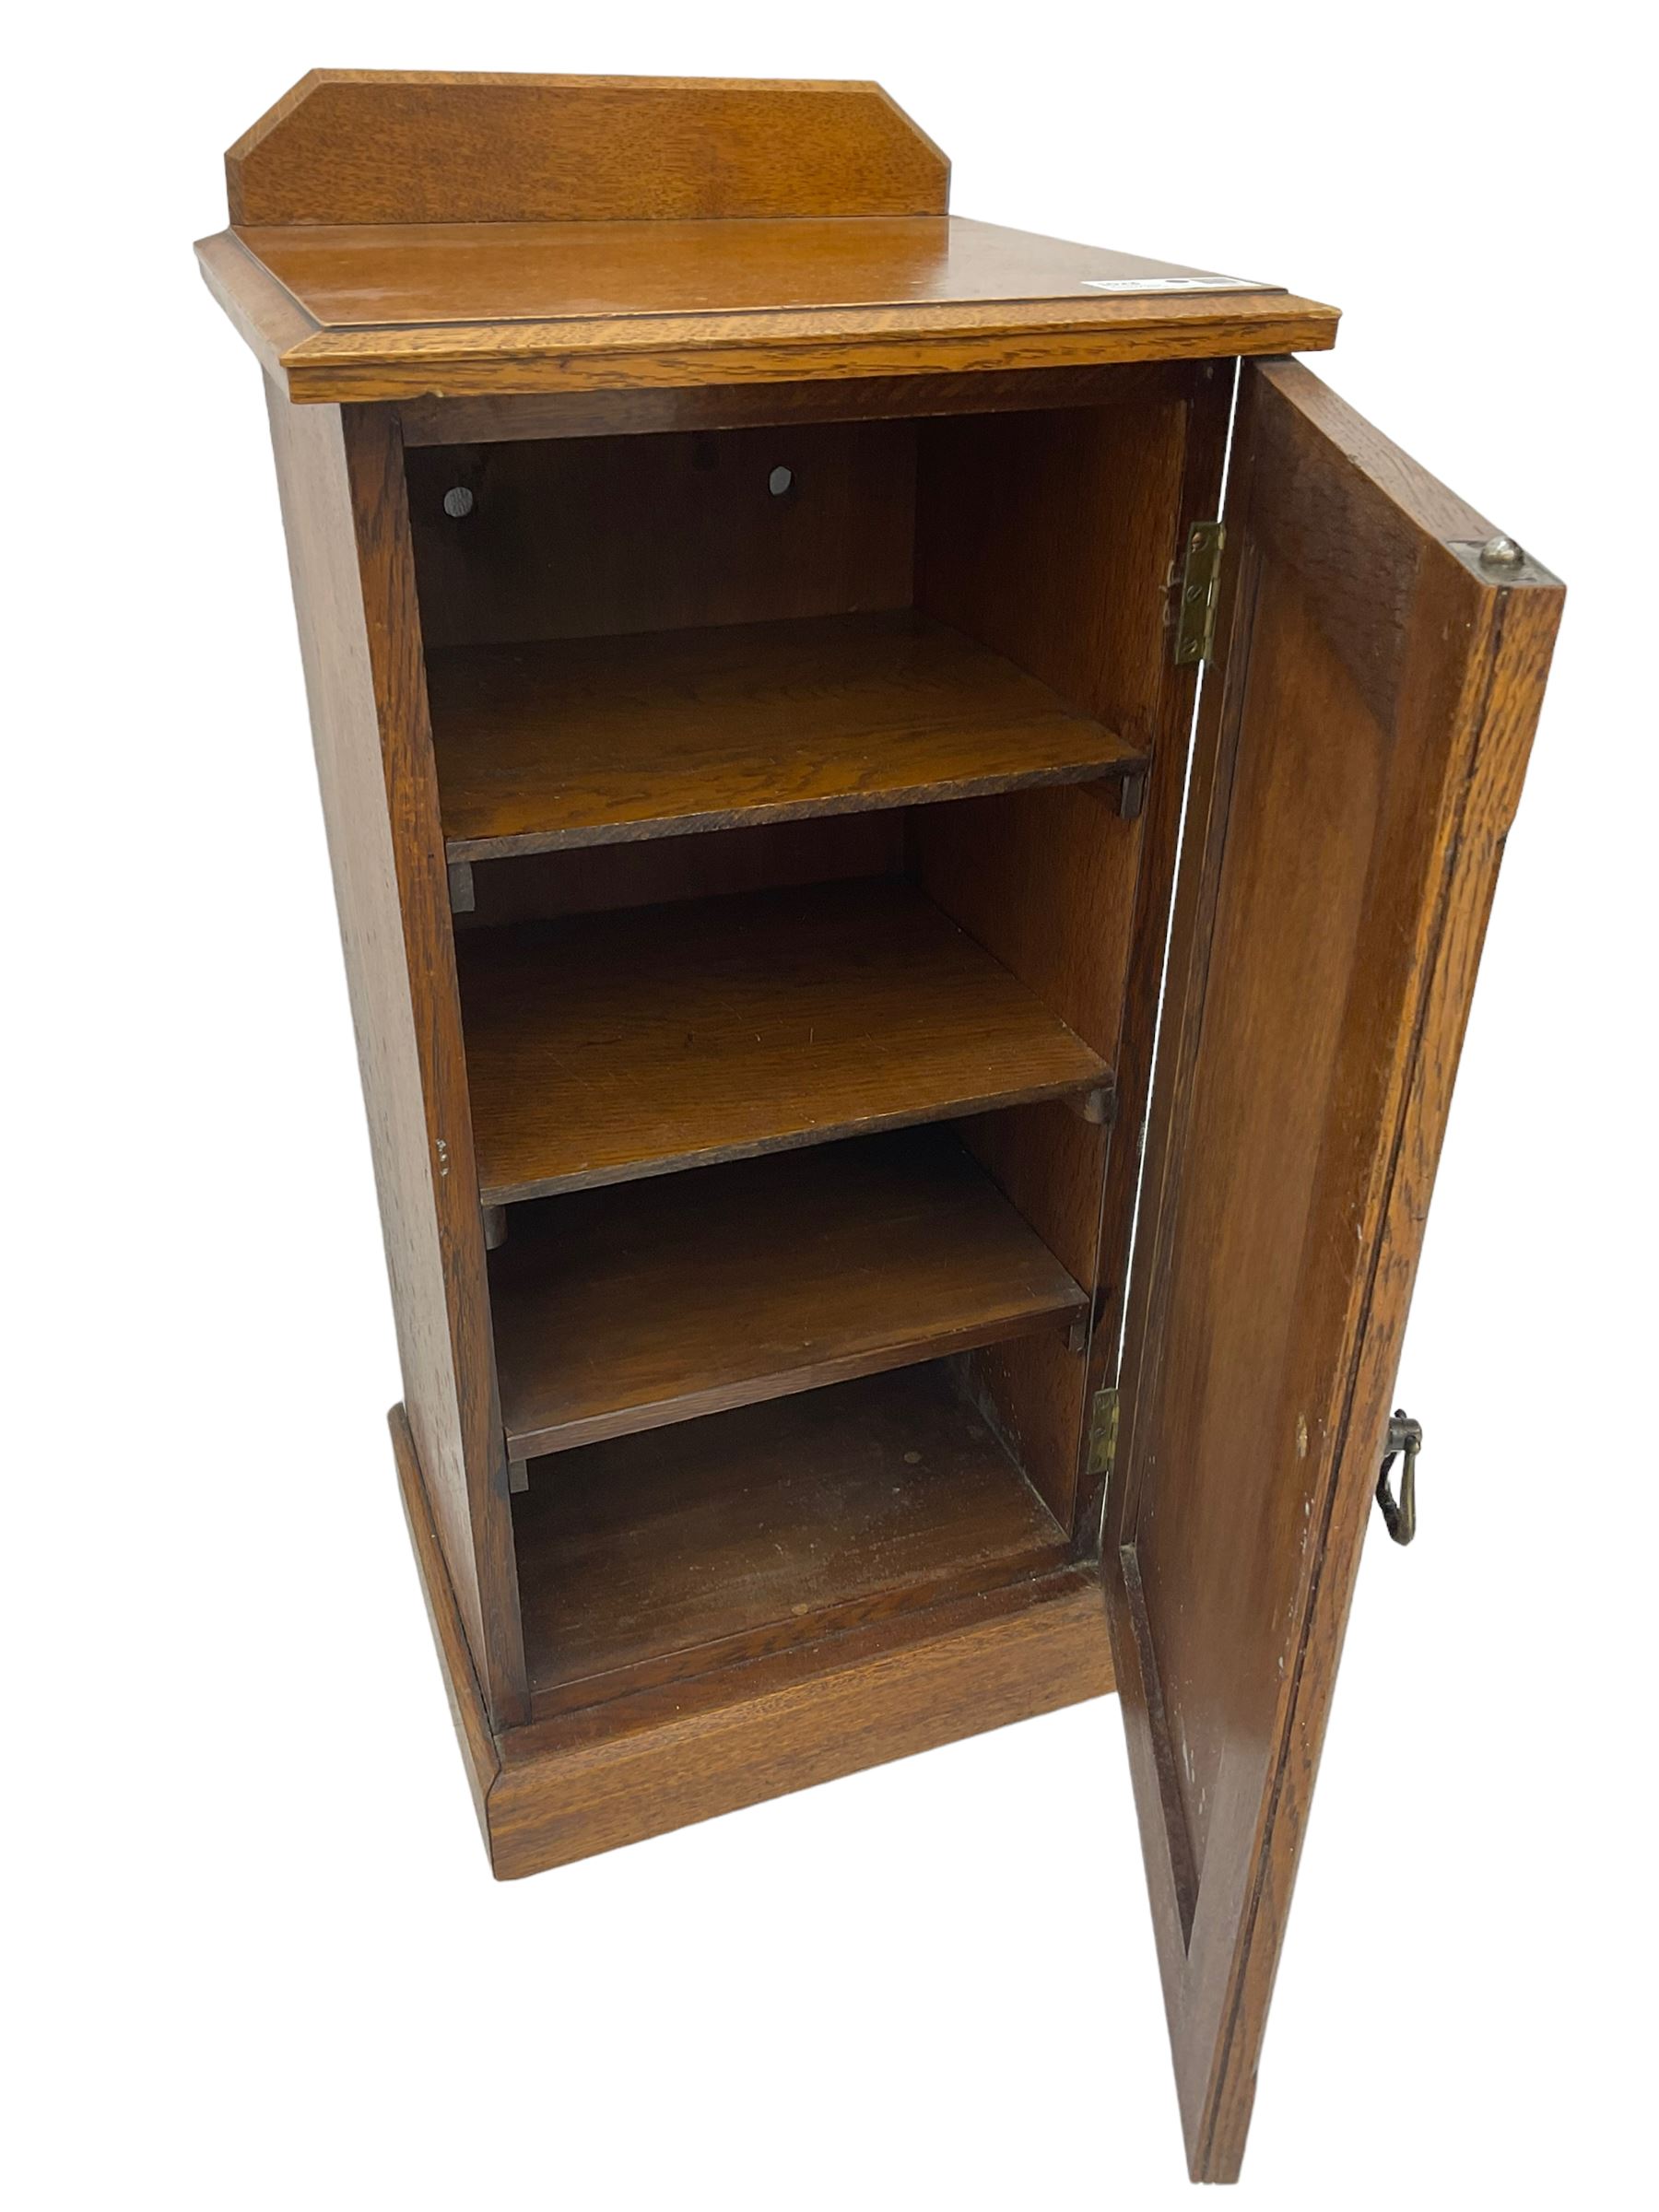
[391, 1403, 1114, 1878]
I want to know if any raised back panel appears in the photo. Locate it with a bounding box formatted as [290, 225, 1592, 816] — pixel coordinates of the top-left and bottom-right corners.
[228, 72, 949, 226]
[406, 420, 917, 648]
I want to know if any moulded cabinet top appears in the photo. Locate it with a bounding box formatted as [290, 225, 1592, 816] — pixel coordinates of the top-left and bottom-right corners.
[197, 71, 1338, 403]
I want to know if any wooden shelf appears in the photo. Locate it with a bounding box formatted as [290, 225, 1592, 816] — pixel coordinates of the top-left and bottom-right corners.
[457, 877, 1110, 1205]
[512, 1361, 1070, 1708]
[492, 1126, 1087, 1460]
[429, 610, 1141, 858]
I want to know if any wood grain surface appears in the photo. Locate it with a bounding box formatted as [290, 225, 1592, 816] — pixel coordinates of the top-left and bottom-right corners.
[491, 1563, 1113, 1875]
[406, 418, 916, 652]
[456, 877, 1109, 1204]
[242, 214, 1270, 328]
[200, 233, 1335, 406]
[511, 1362, 1070, 1700]
[457, 812, 904, 932]
[202, 74, 1335, 406]
[211, 74, 1564, 2192]
[911, 386, 1211, 1525]
[227, 72, 949, 226]
[394, 1392, 1114, 1879]
[264, 389, 527, 1724]
[1079, 368, 1233, 1449]
[394, 359, 1297, 450]
[390, 1403, 498, 1848]
[1108, 358, 1563, 2182]
[281, 292, 1339, 405]
[429, 610, 1137, 858]
[491, 1124, 1087, 1458]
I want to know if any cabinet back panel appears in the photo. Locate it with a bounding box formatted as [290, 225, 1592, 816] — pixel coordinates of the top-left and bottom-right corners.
[406, 418, 917, 648]
[458, 811, 904, 929]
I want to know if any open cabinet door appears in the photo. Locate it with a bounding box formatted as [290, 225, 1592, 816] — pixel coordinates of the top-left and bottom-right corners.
[1107, 359, 1562, 2181]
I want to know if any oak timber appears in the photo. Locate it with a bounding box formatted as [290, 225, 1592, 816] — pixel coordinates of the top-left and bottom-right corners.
[910, 384, 1227, 1527]
[393, 360, 1300, 448]
[202, 237, 1338, 404]
[198, 77, 1334, 407]
[203, 66, 1560, 2188]
[264, 389, 527, 1724]
[241, 214, 1278, 328]
[458, 812, 906, 932]
[429, 610, 1139, 858]
[227, 72, 950, 225]
[392, 1404, 499, 1839]
[406, 417, 917, 652]
[490, 1126, 1088, 1459]
[496, 1562, 1115, 1877]
[393, 1397, 1116, 1881]
[512, 1362, 1073, 1705]
[1108, 358, 1564, 2182]
[456, 877, 1109, 1205]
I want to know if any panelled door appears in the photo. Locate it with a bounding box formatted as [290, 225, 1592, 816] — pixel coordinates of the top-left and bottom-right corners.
[1108, 358, 1563, 2181]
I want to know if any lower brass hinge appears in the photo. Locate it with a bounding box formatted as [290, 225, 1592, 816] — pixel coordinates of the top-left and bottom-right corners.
[1088, 1386, 1120, 1479]
[1172, 519, 1225, 667]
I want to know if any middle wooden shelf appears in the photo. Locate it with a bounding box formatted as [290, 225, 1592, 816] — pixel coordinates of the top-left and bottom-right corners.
[491, 1124, 1088, 1463]
[456, 875, 1111, 1206]
[429, 607, 1142, 858]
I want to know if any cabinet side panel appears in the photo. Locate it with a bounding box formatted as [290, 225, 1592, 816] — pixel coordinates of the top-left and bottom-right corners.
[912, 784, 1136, 1524]
[264, 383, 527, 1722]
[911, 371, 1230, 1528]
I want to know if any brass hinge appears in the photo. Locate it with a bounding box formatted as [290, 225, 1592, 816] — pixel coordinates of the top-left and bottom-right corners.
[1087, 1386, 1120, 1479]
[1172, 519, 1225, 667]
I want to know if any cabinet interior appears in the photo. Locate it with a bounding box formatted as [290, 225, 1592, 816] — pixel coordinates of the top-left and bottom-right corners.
[405, 389, 1193, 1720]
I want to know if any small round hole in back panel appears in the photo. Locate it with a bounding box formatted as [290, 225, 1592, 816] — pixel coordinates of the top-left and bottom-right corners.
[442, 486, 475, 519]
[768, 465, 794, 497]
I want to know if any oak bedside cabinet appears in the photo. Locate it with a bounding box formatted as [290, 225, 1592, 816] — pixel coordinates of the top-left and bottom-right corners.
[198, 70, 1563, 2182]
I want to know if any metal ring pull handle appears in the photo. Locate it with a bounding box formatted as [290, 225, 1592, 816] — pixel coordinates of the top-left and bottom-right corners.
[1375, 1410, 1422, 1545]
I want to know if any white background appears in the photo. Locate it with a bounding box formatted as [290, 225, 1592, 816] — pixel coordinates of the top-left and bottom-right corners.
[8, 4, 1653, 2204]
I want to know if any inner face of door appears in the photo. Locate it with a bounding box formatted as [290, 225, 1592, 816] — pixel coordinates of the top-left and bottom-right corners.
[1101, 355, 1563, 2181]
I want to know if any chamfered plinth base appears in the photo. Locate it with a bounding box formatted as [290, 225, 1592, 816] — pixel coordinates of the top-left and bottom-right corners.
[390, 1403, 1114, 1878]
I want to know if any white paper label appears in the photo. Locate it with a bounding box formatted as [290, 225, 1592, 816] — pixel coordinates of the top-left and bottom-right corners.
[1081, 274, 1261, 294]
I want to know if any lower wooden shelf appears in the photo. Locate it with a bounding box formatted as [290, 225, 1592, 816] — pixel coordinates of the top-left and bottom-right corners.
[491, 1125, 1087, 1460]
[457, 875, 1109, 1204]
[395, 1394, 1113, 1878]
[511, 1361, 1072, 1713]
